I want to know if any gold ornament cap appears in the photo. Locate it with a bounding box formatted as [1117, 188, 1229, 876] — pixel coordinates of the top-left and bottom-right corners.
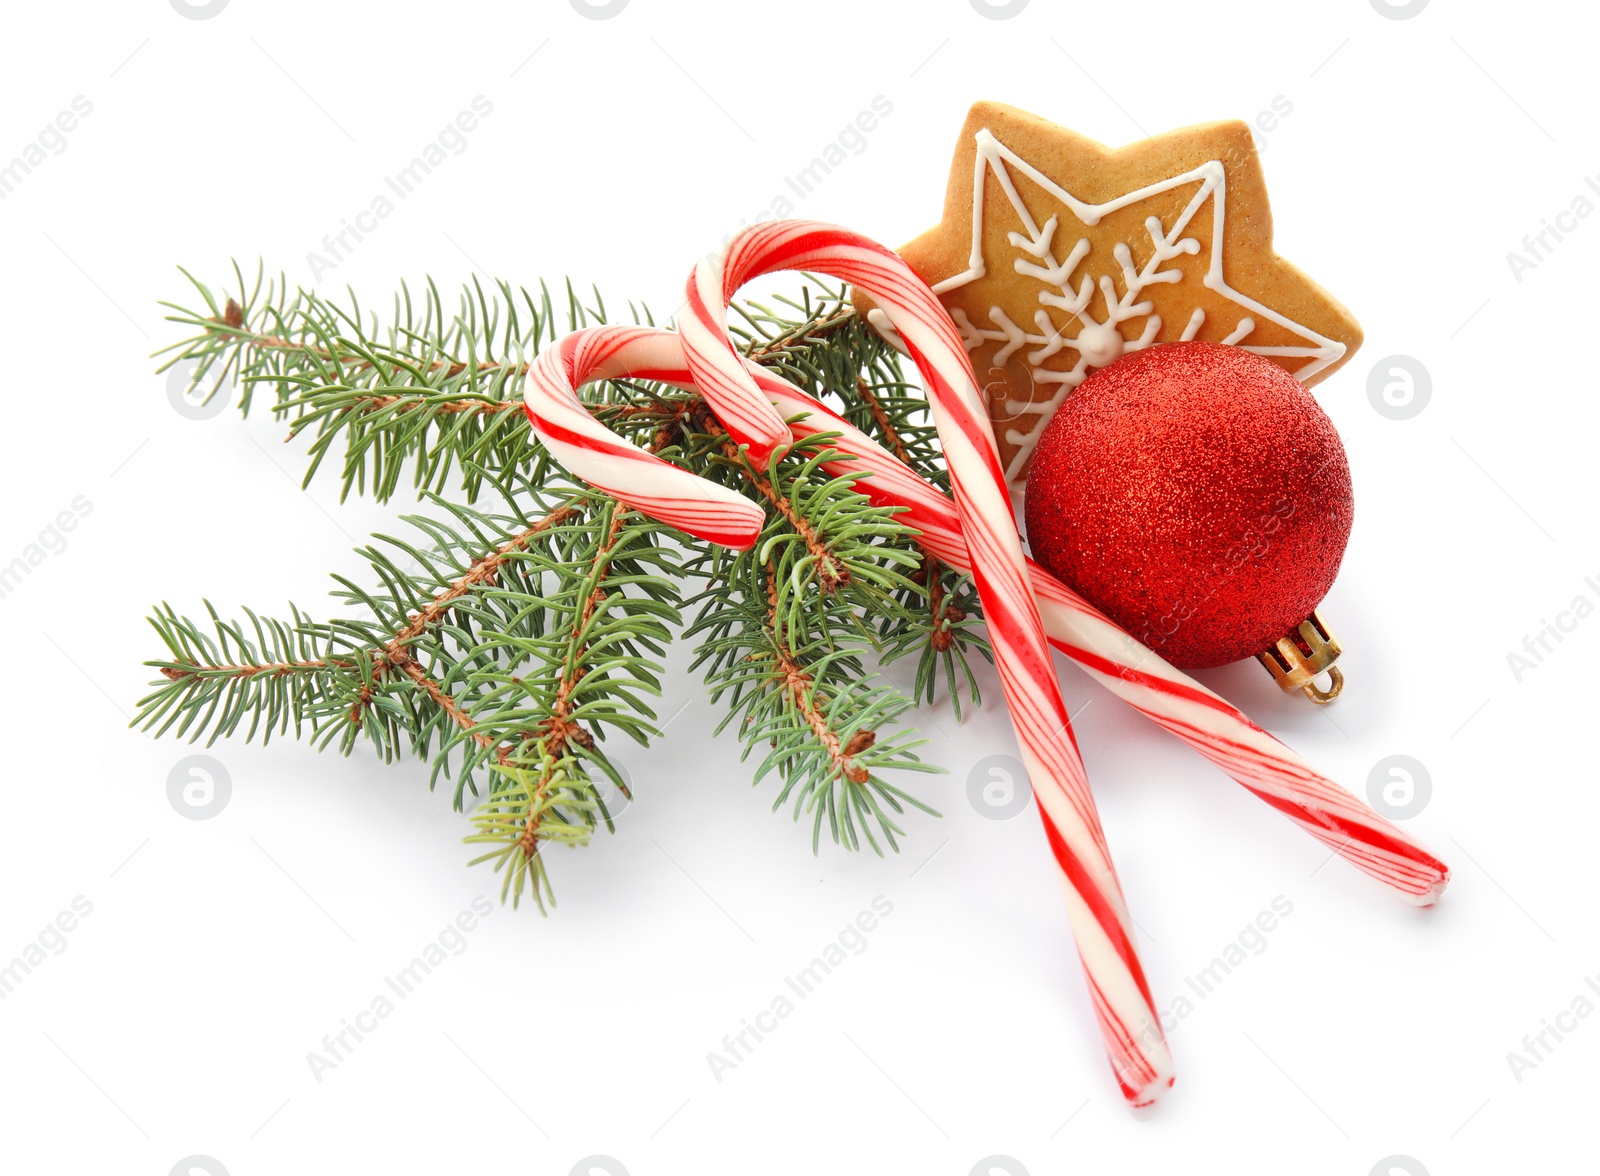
[1257, 610, 1343, 704]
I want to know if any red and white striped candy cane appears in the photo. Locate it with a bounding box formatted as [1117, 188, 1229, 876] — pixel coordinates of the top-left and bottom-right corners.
[679, 221, 1173, 1105]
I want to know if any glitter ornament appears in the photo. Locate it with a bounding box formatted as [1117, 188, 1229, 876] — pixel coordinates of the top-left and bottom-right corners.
[1023, 341, 1353, 696]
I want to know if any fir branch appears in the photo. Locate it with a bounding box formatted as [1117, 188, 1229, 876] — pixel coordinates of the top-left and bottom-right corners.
[465, 760, 599, 912]
[686, 551, 939, 856]
[156, 267, 599, 503]
[139, 471, 678, 785]
[724, 288, 987, 712]
[681, 428, 940, 854]
[153, 270, 879, 509]
[879, 558, 989, 719]
[143, 266, 1002, 905]
[139, 600, 377, 751]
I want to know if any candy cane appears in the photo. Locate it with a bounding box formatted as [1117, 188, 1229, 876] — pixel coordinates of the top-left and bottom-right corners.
[679, 221, 1172, 1105]
[525, 324, 1448, 904]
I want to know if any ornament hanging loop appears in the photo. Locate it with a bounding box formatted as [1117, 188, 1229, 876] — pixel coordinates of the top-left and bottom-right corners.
[1257, 610, 1345, 705]
[1300, 666, 1345, 705]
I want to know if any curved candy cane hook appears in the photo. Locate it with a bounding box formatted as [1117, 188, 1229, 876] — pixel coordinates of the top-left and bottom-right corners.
[524, 328, 763, 550]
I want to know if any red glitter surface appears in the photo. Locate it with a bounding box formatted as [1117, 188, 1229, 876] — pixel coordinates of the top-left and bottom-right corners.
[1023, 341, 1353, 669]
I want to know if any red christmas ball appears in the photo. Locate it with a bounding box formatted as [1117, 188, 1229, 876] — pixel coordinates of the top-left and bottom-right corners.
[1023, 341, 1353, 669]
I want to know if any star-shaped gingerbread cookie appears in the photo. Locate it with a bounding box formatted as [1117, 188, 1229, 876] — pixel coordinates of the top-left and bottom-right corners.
[857, 102, 1363, 483]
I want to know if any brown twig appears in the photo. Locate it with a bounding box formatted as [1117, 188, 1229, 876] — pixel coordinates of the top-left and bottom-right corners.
[762, 562, 872, 786]
[689, 403, 850, 592]
[205, 298, 861, 420]
[387, 504, 580, 650]
[853, 377, 913, 468]
[534, 503, 628, 757]
[361, 502, 585, 741]
[506, 500, 632, 857]
[216, 291, 522, 382]
[853, 377, 958, 650]
[160, 657, 338, 681]
[156, 501, 585, 710]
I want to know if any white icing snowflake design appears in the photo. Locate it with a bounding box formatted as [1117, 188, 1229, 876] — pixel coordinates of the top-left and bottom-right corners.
[876, 129, 1348, 483]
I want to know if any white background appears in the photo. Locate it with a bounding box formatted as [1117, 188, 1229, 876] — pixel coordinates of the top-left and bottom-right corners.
[0, 1, 1593, 1174]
